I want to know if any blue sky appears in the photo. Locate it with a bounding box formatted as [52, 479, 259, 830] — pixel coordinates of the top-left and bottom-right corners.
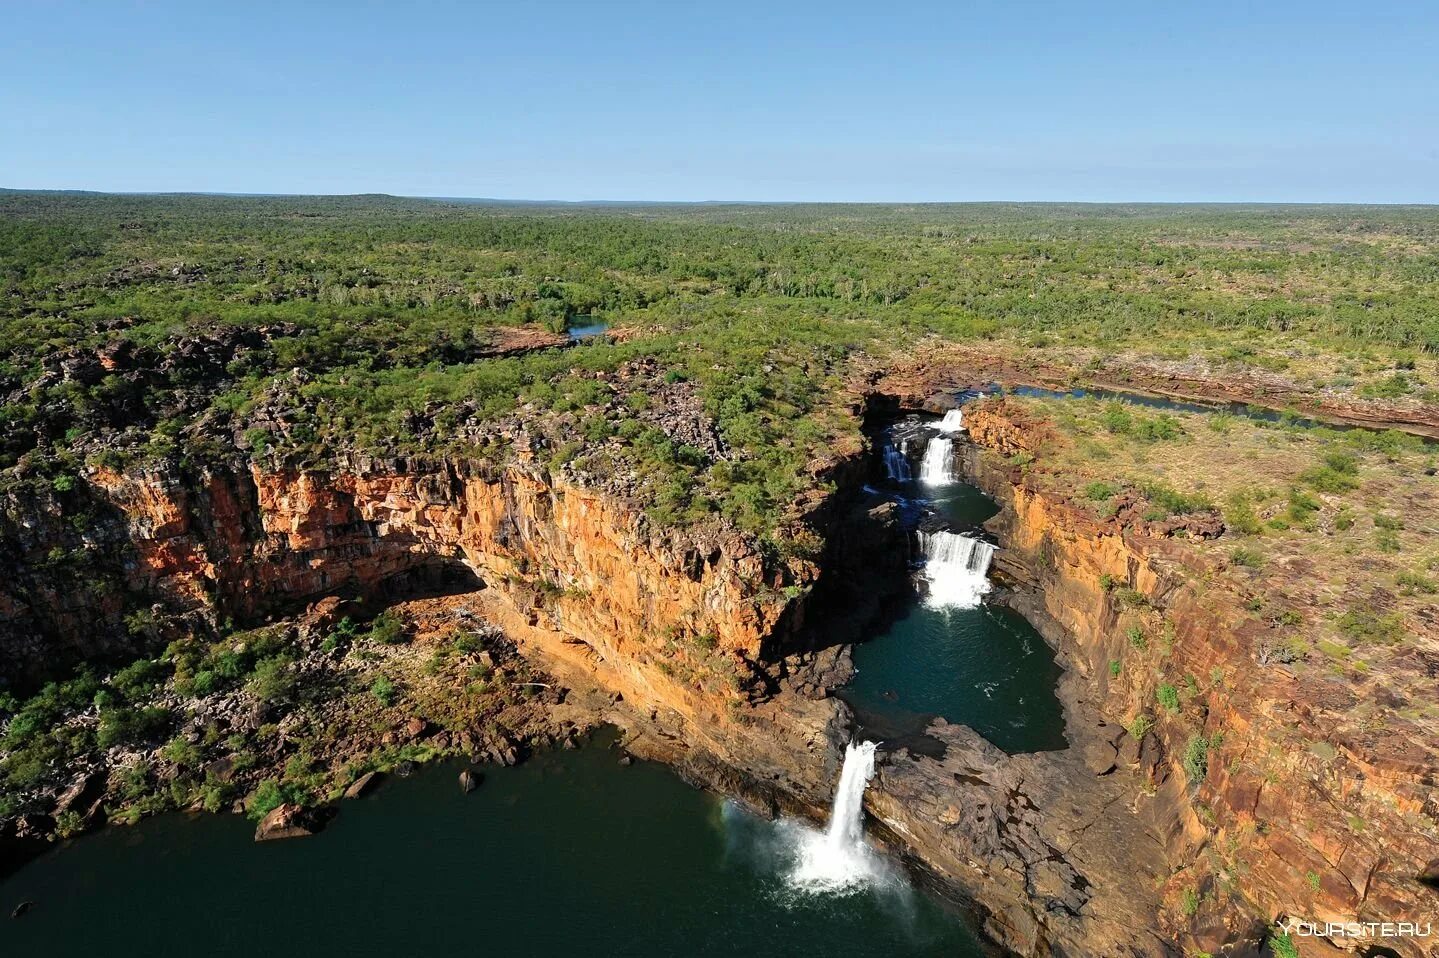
[3, 1, 1436, 202]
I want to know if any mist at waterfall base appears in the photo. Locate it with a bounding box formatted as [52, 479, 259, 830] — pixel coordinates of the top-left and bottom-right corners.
[853, 419, 1066, 754]
[3, 733, 982, 958]
[749, 741, 893, 898]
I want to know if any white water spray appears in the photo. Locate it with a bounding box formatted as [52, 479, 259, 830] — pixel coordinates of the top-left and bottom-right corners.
[919, 530, 995, 608]
[937, 409, 965, 433]
[917, 435, 955, 484]
[785, 740, 887, 894]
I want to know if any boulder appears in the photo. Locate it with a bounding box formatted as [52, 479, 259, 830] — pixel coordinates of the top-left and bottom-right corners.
[52, 771, 106, 818]
[1082, 740, 1118, 776]
[205, 755, 237, 783]
[1116, 733, 1142, 768]
[459, 769, 481, 793]
[343, 770, 383, 800]
[254, 803, 323, 842]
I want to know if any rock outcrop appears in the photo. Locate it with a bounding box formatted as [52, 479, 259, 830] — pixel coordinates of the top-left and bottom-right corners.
[954, 401, 1438, 957]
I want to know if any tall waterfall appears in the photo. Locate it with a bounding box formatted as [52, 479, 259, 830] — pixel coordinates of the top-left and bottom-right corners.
[918, 436, 955, 484]
[937, 408, 964, 433]
[882, 438, 911, 481]
[919, 530, 995, 608]
[786, 740, 885, 893]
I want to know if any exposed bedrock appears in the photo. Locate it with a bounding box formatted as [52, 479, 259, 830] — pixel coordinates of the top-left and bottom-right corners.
[9, 380, 1429, 956]
[952, 401, 1438, 957]
[0, 448, 897, 816]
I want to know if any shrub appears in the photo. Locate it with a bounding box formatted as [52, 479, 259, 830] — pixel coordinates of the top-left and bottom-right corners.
[248, 658, 297, 703]
[96, 706, 170, 748]
[1109, 659, 1121, 678]
[321, 616, 358, 653]
[1223, 493, 1262, 535]
[1397, 570, 1438, 595]
[1360, 373, 1412, 399]
[1140, 481, 1212, 517]
[453, 631, 484, 653]
[1300, 463, 1359, 494]
[1269, 932, 1300, 958]
[1183, 734, 1210, 783]
[1229, 547, 1262, 568]
[1114, 587, 1148, 610]
[1180, 887, 1200, 916]
[1157, 684, 1180, 713]
[1126, 626, 1147, 650]
[247, 778, 308, 820]
[53, 809, 86, 838]
[368, 611, 408, 645]
[1286, 488, 1320, 522]
[371, 675, 397, 706]
[1127, 714, 1154, 740]
[1336, 609, 1405, 645]
[159, 736, 201, 767]
[1099, 403, 1133, 434]
[111, 658, 169, 701]
[1134, 414, 1183, 442]
[1083, 481, 1117, 501]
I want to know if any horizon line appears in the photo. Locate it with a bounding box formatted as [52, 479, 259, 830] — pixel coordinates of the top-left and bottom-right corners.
[3, 186, 1437, 208]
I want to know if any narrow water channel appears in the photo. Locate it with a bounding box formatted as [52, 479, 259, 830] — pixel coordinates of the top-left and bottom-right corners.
[842, 412, 1067, 755]
[0, 732, 984, 957]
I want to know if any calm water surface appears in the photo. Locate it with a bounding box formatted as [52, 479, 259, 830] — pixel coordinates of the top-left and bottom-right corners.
[844, 425, 1067, 754]
[1, 736, 983, 957]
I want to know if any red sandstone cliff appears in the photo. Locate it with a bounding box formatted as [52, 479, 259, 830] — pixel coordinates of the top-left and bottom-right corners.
[959, 402, 1438, 957]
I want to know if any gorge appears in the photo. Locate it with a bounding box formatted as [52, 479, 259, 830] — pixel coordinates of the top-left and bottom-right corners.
[0, 391, 1205, 955]
[2, 195, 1436, 958]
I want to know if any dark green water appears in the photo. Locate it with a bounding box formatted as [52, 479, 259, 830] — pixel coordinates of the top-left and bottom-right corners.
[846, 438, 1068, 754]
[0, 737, 983, 957]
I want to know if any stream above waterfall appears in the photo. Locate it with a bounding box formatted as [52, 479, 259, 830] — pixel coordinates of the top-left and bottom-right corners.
[844, 414, 1067, 755]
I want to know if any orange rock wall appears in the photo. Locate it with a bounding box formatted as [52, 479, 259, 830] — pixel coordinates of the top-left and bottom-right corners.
[960, 405, 1437, 956]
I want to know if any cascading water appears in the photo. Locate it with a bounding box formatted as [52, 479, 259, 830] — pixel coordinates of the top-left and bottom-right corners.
[937, 409, 964, 433]
[918, 435, 955, 484]
[785, 740, 887, 894]
[883, 438, 912, 482]
[919, 530, 995, 609]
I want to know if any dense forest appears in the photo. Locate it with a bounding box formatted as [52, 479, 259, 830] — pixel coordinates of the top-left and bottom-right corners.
[3, 191, 1437, 535]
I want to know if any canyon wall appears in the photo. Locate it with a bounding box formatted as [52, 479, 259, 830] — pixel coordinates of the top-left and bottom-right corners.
[958, 404, 1438, 956]
[0, 453, 859, 812]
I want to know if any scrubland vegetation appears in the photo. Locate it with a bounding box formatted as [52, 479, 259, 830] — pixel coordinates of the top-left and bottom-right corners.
[3, 192, 1437, 537]
[1011, 391, 1436, 699]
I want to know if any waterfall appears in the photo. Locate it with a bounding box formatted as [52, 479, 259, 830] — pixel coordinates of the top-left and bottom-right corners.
[882, 438, 911, 481]
[785, 740, 886, 894]
[919, 530, 995, 608]
[937, 409, 964, 433]
[824, 740, 877, 851]
[918, 435, 954, 484]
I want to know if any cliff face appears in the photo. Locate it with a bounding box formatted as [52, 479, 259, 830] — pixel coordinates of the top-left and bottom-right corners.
[958, 404, 1438, 956]
[1, 453, 855, 812]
